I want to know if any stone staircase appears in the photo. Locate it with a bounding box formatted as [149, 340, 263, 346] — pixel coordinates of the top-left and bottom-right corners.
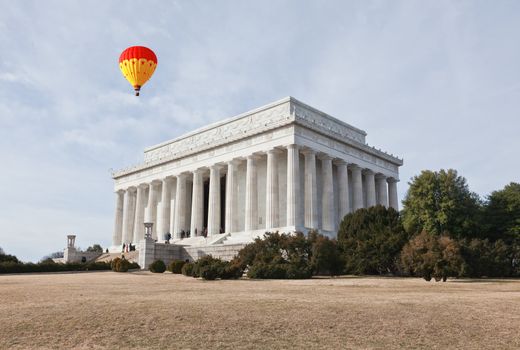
[95, 250, 139, 263]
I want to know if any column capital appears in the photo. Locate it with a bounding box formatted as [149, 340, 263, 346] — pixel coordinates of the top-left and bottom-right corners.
[375, 173, 387, 180]
[333, 159, 348, 166]
[387, 177, 399, 184]
[115, 189, 125, 195]
[227, 159, 240, 166]
[137, 183, 149, 190]
[126, 186, 137, 193]
[176, 173, 188, 180]
[301, 148, 316, 157]
[317, 153, 333, 161]
[349, 163, 362, 172]
[286, 144, 299, 150]
[209, 164, 223, 171]
[246, 154, 261, 161]
[363, 169, 375, 176]
[266, 148, 283, 155]
[192, 168, 206, 175]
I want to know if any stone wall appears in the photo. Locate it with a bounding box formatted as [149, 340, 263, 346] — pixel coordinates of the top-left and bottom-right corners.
[63, 248, 102, 263]
[138, 239, 246, 269]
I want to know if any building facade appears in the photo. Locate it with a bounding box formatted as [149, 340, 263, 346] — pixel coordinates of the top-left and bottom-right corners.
[111, 97, 403, 252]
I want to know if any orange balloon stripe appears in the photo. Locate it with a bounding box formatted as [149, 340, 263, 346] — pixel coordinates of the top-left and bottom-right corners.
[119, 58, 157, 88]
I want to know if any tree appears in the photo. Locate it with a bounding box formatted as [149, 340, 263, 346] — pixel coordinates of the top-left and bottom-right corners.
[40, 251, 64, 262]
[483, 182, 520, 243]
[337, 205, 409, 275]
[400, 231, 463, 281]
[0, 248, 19, 263]
[86, 244, 103, 252]
[401, 169, 482, 239]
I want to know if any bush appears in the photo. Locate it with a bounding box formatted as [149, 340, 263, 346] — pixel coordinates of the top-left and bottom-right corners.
[235, 232, 314, 279]
[309, 232, 343, 276]
[0, 260, 111, 274]
[220, 259, 244, 279]
[181, 262, 195, 277]
[167, 259, 186, 274]
[149, 259, 166, 273]
[400, 232, 463, 281]
[111, 257, 131, 272]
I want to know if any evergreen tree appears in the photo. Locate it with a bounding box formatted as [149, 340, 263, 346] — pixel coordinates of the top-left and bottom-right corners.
[337, 205, 408, 275]
[483, 182, 520, 243]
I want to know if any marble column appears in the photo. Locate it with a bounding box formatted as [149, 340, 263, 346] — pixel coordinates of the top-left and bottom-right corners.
[365, 170, 376, 208]
[303, 149, 318, 229]
[376, 174, 388, 207]
[145, 181, 160, 239]
[132, 184, 146, 243]
[208, 165, 222, 236]
[190, 169, 204, 236]
[121, 187, 136, 244]
[157, 178, 172, 239]
[387, 178, 399, 210]
[336, 160, 350, 220]
[225, 160, 237, 233]
[173, 174, 187, 238]
[265, 149, 280, 230]
[321, 155, 334, 231]
[286, 144, 300, 228]
[351, 165, 364, 211]
[245, 155, 258, 231]
[112, 190, 125, 246]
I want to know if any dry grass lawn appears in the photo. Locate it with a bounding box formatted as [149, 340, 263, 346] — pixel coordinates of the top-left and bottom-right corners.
[0, 272, 519, 349]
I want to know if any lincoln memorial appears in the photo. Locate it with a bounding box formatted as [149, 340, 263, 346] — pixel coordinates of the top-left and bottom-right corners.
[110, 97, 403, 256]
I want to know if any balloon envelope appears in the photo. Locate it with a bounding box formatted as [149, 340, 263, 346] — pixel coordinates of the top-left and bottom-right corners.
[119, 46, 157, 96]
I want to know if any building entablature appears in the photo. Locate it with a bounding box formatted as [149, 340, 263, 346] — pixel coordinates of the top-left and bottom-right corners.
[112, 97, 401, 179]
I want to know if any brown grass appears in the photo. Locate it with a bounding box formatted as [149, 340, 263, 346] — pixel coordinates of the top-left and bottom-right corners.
[0, 272, 519, 349]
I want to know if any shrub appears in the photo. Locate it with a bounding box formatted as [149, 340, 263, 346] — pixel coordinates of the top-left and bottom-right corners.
[309, 232, 343, 276]
[149, 259, 166, 273]
[111, 257, 131, 272]
[167, 259, 186, 274]
[181, 262, 195, 277]
[0, 260, 111, 274]
[247, 262, 287, 279]
[220, 259, 244, 279]
[400, 232, 463, 281]
[193, 255, 225, 280]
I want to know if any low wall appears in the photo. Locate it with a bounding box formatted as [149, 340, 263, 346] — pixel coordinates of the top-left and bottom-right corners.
[63, 248, 102, 263]
[138, 240, 247, 269]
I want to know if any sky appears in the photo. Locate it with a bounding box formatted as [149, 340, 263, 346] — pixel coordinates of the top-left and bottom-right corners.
[0, 1, 519, 262]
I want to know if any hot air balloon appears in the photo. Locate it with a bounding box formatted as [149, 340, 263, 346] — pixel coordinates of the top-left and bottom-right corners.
[119, 46, 157, 96]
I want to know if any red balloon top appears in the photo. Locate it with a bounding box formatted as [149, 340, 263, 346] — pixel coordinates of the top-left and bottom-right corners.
[119, 46, 157, 64]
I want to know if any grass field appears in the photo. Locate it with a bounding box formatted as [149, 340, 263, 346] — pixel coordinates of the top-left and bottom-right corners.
[0, 272, 519, 349]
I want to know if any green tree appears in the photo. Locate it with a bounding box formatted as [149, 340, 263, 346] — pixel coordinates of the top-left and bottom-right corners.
[401, 169, 482, 239]
[86, 244, 103, 252]
[483, 182, 520, 243]
[337, 205, 408, 275]
[0, 247, 19, 263]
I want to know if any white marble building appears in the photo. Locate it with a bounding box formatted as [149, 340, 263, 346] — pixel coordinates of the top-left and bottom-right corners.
[111, 97, 403, 252]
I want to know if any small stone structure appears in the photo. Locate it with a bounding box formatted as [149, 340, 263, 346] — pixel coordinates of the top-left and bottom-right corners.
[63, 235, 102, 263]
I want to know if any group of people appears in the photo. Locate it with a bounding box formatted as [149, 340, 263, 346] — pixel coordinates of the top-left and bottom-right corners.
[161, 226, 226, 243]
[121, 243, 136, 253]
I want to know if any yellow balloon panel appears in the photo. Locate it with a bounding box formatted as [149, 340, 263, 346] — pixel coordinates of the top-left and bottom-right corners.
[119, 58, 157, 88]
